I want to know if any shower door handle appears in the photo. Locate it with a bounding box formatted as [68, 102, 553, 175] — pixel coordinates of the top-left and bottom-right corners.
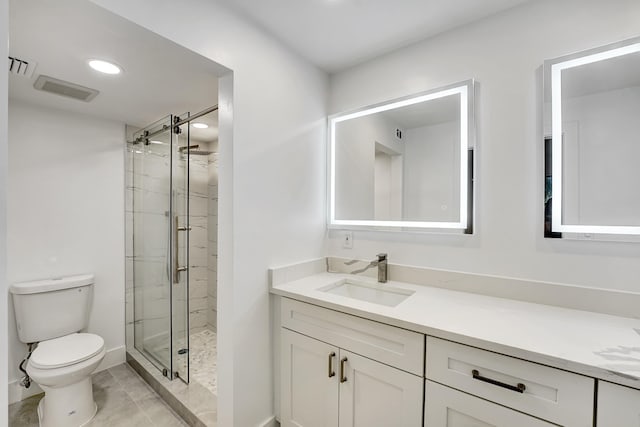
[174, 215, 189, 283]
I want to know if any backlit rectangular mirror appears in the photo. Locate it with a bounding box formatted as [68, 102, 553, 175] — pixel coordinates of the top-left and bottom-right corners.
[544, 37, 640, 237]
[328, 80, 475, 232]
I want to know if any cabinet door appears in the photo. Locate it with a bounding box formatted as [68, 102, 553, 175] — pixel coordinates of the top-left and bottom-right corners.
[281, 329, 339, 427]
[338, 350, 423, 427]
[597, 381, 640, 426]
[425, 381, 555, 427]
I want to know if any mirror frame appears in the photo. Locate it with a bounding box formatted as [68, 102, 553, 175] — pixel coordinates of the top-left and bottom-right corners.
[545, 37, 640, 236]
[327, 79, 475, 232]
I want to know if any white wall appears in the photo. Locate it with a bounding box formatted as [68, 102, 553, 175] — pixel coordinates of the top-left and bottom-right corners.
[329, 0, 640, 290]
[7, 101, 126, 400]
[1, 0, 8, 422]
[335, 118, 375, 219]
[403, 120, 460, 221]
[562, 86, 640, 226]
[88, 1, 328, 425]
[335, 114, 404, 220]
[374, 151, 393, 220]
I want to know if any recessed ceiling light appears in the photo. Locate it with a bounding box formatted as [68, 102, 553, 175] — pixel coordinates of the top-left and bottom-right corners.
[149, 140, 163, 145]
[192, 122, 208, 129]
[88, 59, 122, 75]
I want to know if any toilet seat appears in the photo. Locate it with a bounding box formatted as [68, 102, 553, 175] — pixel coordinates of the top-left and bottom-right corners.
[30, 333, 105, 370]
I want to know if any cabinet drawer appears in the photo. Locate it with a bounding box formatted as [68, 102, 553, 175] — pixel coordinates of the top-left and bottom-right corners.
[426, 337, 594, 426]
[281, 298, 424, 375]
[597, 381, 640, 426]
[425, 380, 555, 426]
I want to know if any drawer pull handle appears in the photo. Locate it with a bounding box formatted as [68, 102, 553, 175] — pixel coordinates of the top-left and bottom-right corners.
[328, 352, 336, 378]
[340, 357, 348, 383]
[472, 369, 526, 393]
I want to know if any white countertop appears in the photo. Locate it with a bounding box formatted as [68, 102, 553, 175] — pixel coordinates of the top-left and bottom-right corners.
[271, 272, 640, 389]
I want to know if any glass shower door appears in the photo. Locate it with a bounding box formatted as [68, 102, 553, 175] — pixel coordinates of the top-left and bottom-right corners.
[132, 116, 174, 375]
[172, 114, 190, 383]
[132, 114, 190, 381]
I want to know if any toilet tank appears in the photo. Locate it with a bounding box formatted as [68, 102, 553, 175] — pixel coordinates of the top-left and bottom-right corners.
[10, 274, 95, 343]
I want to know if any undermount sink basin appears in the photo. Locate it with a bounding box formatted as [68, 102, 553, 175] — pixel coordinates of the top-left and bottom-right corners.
[320, 278, 415, 307]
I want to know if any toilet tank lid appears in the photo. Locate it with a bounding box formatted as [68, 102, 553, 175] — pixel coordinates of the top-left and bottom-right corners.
[10, 274, 95, 295]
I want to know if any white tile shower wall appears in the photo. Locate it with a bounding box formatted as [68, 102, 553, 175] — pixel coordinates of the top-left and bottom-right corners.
[207, 142, 219, 331]
[125, 138, 217, 350]
[187, 152, 210, 333]
[7, 101, 126, 398]
[129, 142, 173, 351]
[328, 0, 640, 293]
[125, 128, 135, 352]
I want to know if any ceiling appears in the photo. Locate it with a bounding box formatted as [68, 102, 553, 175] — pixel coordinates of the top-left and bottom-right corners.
[9, 0, 224, 129]
[8, 0, 533, 132]
[216, 0, 532, 72]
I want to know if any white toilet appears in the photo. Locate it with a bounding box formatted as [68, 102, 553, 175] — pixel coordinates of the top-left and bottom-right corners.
[10, 274, 106, 427]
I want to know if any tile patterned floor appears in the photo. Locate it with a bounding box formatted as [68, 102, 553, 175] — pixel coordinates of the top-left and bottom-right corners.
[147, 328, 217, 396]
[190, 329, 217, 396]
[8, 364, 187, 427]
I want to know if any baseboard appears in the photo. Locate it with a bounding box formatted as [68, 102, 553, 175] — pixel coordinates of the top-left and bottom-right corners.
[96, 345, 126, 372]
[8, 345, 126, 405]
[8, 379, 42, 405]
[258, 415, 279, 427]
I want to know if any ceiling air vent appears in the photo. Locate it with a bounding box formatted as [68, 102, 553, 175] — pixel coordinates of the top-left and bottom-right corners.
[33, 75, 99, 102]
[8, 56, 37, 78]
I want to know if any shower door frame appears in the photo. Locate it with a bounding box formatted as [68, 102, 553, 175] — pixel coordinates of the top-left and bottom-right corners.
[130, 105, 218, 383]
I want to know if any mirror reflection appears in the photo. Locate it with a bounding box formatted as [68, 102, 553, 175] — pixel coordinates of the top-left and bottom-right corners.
[544, 38, 640, 236]
[329, 81, 474, 231]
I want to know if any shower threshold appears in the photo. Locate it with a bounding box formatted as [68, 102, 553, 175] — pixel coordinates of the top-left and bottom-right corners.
[127, 348, 217, 426]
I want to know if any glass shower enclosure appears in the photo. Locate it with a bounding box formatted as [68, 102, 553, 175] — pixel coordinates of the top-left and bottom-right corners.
[130, 111, 200, 382]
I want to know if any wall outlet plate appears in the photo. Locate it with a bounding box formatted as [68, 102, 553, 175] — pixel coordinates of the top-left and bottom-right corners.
[343, 231, 353, 249]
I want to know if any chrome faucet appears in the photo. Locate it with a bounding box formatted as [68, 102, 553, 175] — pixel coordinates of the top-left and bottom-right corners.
[349, 253, 388, 282]
[376, 253, 387, 283]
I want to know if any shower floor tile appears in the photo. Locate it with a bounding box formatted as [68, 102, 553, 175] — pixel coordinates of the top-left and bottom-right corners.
[147, 328, 217, 395]
[189, 329, 217, 395]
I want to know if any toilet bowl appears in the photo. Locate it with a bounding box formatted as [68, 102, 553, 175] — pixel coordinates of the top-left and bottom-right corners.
[10, 274, 104, 427]
[27, 333, 106, 427]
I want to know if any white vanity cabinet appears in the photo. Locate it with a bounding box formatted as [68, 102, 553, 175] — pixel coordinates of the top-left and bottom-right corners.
[597, 381, 640, 426]
[425, 380, 555, 426]
[281, 329, 340, 427]
[425, 337, 595, 426]
[277, 296, 628, 427]
[338, 350, 423, 427]
[280, 298, 424, 427]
